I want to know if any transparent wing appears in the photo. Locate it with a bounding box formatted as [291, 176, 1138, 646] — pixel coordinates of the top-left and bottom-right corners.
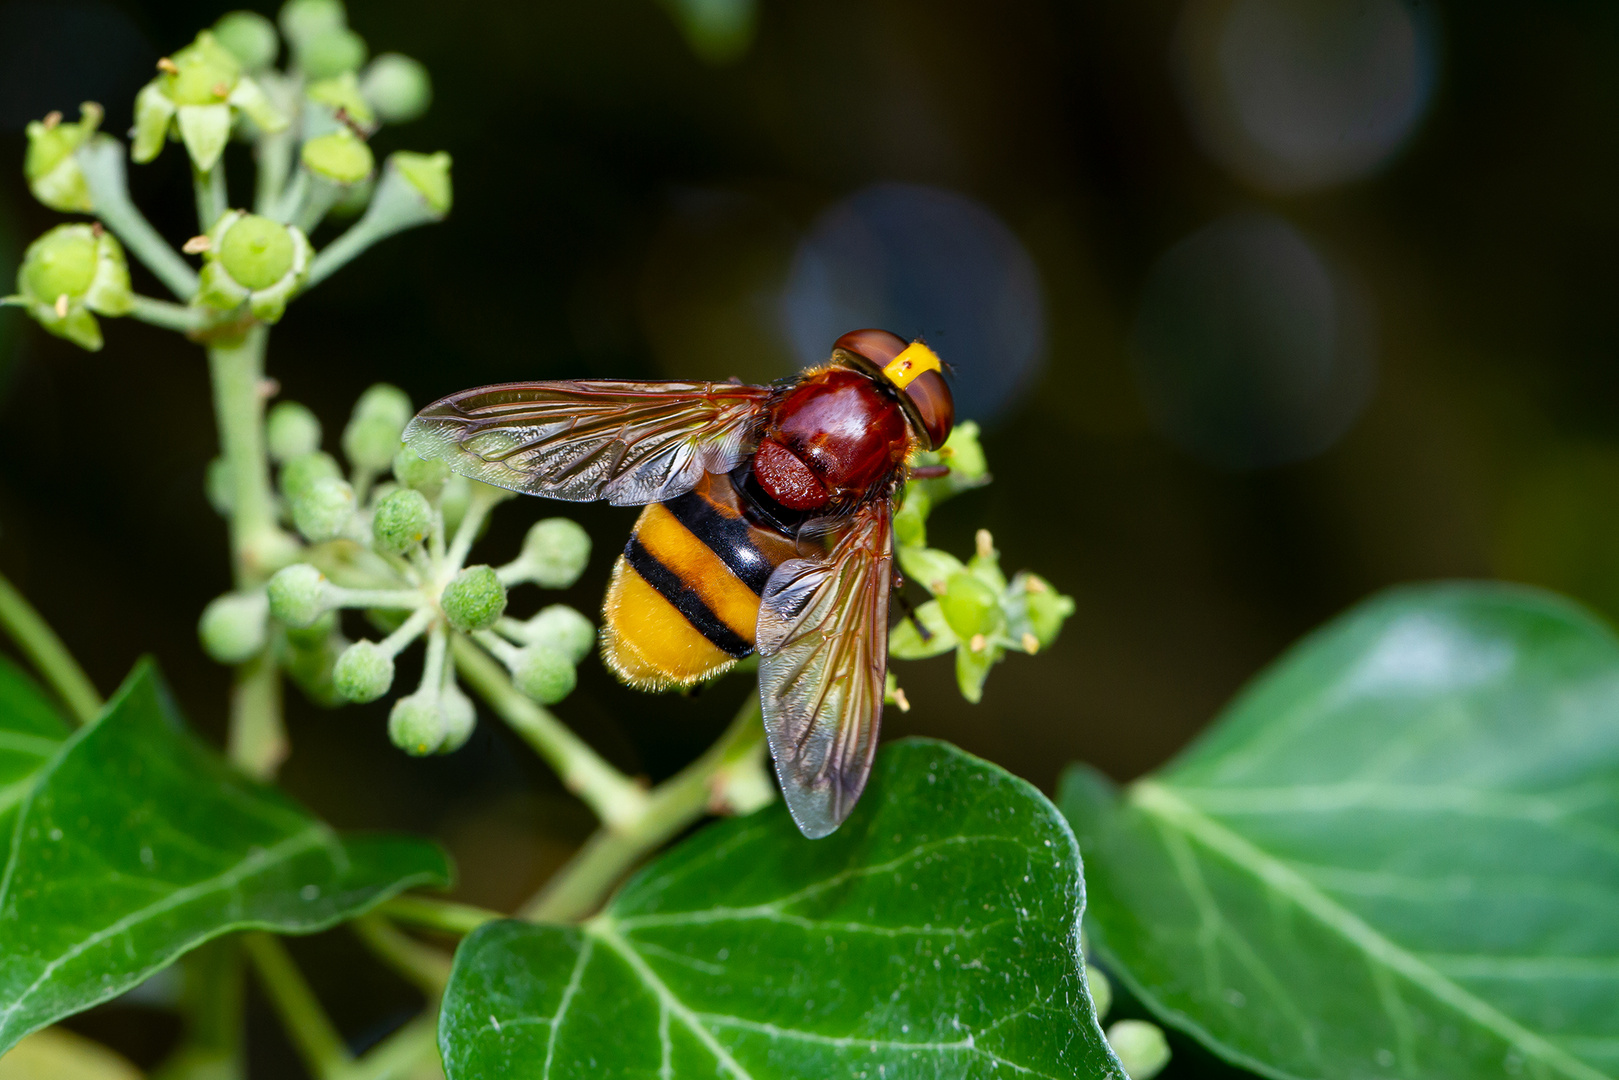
[402, 380, 772, 507]
[756, 500, 893, 838]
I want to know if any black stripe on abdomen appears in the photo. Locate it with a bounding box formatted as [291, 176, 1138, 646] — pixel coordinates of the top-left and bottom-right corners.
[661, 488, 774, 594]
[623, 537, 752, 658]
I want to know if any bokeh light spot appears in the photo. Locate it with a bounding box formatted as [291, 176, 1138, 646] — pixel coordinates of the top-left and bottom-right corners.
[780, 182, 1045, 425]
[1131, 213, 1375, 469]
[1176, 0, 1437, 192]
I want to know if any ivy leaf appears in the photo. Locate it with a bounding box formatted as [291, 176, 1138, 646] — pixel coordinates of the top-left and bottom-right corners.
[440, 739, 1122, 1080]
[0, 660, 451, 1054]
[1062, 584, 1619, 1080]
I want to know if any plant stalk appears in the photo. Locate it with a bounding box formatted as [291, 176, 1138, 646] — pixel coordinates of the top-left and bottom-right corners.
[243, 933, 353, 1080]
[377, 895, 504, 937]
[351, 914, 454, 995]
[75, 137, 199, 299]
[0, 570, 102, 724]
[523, 691, 767, 922]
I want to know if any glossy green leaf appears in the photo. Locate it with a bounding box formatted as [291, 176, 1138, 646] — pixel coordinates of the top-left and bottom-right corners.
[0, 660, 451, 1053]
[1062, 584, 1619, 1080]
[441, 739, 1122, 1080]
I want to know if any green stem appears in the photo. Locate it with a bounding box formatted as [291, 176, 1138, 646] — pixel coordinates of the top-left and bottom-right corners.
[208, 326, 284, 586]
[335, 1013, 439, 1080]
[444, 486, 503, 573]
[127, 294, 203, 334]
[193, 161, 227, 233]
[378, 895, 504, 936]
[0, 569, 102, 724]
[351, 914, 454, 994]
[227, 649, 285, 780]
[452, 636, 650, 829]
[523, 691, 766, 922]
[76, 137, 199, 299]
[243, 933, 353, 1080]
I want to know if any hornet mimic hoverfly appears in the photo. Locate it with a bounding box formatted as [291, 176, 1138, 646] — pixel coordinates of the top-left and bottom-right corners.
[402, 329, 955, 839]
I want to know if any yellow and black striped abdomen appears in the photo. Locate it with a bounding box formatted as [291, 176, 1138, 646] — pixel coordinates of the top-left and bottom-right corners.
[601, 473, 801, 691]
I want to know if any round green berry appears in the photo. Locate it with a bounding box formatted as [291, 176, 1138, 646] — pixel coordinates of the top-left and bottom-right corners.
[279, 0, 345, 42]
[392, 445, 449, 498]
[361, 53, 431, 123]
[512, 645, 575, 705]
[520, 518, 591, 588]
[439, 565, 506, 632]
[388, 692, 444, 756]
[214, 10, 278, 68]
[299, 26, 366, 78]
[267, 564, 330, 628]
[266, 401, 322, 463]
[352, 382, 412, 428]
[438, 684, 476, 751]
[333, 640, 393, 703]
[279, 450, 341, 499]
[20, 225, 97, 302]
[290, 475, 355, 542]
[1106, 1020, 1170, 1080]
[218, 214, 295, 291]
[521, 605, 594, 665]
[939, 571, 1002, 641]
[198, 591, 269, 664]
[302, 129, 373, 185]
[371, 488, 431, 555]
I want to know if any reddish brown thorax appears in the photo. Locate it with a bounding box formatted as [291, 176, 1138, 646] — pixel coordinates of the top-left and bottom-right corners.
[752, 367, 912, 512]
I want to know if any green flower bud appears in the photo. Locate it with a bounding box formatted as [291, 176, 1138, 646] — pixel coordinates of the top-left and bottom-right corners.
[134, 31, 287, 169]
[283, 608, 338, 649]
[512, 645, 576, 705]
[1086, 963, 1112, 1023]
[516, 605, 595, 665]
[392, 445, 449, 498]
[390, 151, 452, 215]
[206, 456, 233, 515]
[343, 383, 412, 470]
[266, 401, 322, 462]
[389, 691, 446, 755]
[299, 28, 368, 79]
[439, 683, 476, 752]
[354, 382, 413, 427]
[8, 224, 133, 351]
[214, 11, 279, 69]
[279, 449, 341, 499]
[333, 639, 394, 703]
[279, 0, 346, 42]
[301, 128, 373, 185]
[198, 590, 269, 664]
[939, 571, 1003, 641]
[895, 545, 965, 597]
[361, 53, 431, 123]
[305, 71, 376, 132]
[282, 623, 346, 707]
[371, 488, 431, 555]
[520, 518, 592, 588]
[24, 103, 102, 213]
[290, 475, 355, 542]
[1106, 1021, 1170, 1080]
[440, 565, 506, 632]
[197, 211, 311, 323]
[1005, 571, 1074, 652]
[267, 564, 331, 628]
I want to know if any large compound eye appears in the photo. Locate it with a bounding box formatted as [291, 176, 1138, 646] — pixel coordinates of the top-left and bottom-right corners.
[904, 369, 954, 451]
[833, 328, 908, 367]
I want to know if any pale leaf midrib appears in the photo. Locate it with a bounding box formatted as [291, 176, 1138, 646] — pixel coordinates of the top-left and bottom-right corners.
[1131, 780, 1611, 1080]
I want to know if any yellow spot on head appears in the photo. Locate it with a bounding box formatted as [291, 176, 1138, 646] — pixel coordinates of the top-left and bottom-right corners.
[882, 341, 942, 390]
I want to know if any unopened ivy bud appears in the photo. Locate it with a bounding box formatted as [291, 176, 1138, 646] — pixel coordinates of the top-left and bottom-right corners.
[361, 53, 431, 123]
[24, 103, 102, 213]
[372, 488, 431, 555]
[1106, 1020, 1169, 1080]
[392, 445, 449, 498]
[333, 639, 394, 702]
[283, 608, 337, 649]
[290, 475, 355, 542]
[198, 211, 311, 323]
[301, 128, 373, 185]
[214, 11, 279, 69]
[512, 645, 576, 705]
[300, 27, 367, 79]
[266, 401, 322, 462]
[198, 590, 269, 664]
[343, 384, 412, 472]
[388, 691, 445, 756]
[279, 450, 341, 499]
[267, 564, 331, 628]
[440, 565, 506, 632]
[7, 224, 133, 351]
[520, 518, 592, 588]
[439, 682, 476, 752]
[279, 0, 345, 41]
[519, 605, 594, 665]
[939, 571, 1003, 641]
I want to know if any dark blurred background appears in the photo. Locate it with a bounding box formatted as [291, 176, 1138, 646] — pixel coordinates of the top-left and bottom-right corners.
[1, 0, 1616, 1074]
